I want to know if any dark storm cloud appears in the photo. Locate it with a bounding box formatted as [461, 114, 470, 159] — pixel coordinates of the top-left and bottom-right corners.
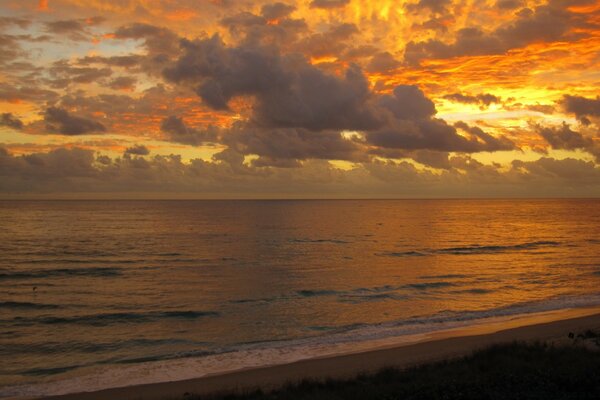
[163, 35, 380, 131]
[124, 145, 150, 156]
[0, 113, 24, 130]
[44, 107, 106, 135]
[443, 92, 501, 107]
[405, 3, 581, 64]
[160, 115, 219, 145]
[309, 0, 350, 9]
[537, 123, 594, 150]
[561, 95, 600, 124]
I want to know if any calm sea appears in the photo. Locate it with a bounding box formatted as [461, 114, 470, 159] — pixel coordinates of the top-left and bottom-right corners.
[1, 200, 600, 397]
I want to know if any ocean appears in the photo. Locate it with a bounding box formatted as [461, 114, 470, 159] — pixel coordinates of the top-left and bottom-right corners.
[1, 199, 599, 397]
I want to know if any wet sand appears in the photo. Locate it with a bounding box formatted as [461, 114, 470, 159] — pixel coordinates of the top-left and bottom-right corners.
[41, 307, 600, 400]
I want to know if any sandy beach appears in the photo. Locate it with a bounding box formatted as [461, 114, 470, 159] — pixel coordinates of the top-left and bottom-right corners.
[36, 307, 600, 400]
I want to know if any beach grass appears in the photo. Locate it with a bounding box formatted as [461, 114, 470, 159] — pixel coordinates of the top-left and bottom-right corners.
[198, 336, 600, 400]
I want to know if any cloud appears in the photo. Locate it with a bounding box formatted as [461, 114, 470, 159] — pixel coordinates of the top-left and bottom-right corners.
[537, 123, 594, 150]
[443, 92, 501, 108]
[160, 115, 219, 145]
[163, 35, 380, 131]
[454, 121, 516, 151]
[261, 3, 296, 20]
[113, 23, 180, 57]
[365, 86, 515, 152]
[412, 150, 451, 169]
[377, 85, 436, 120]
[0, 113, 24, 130]
[512, 157, 600, 185]
[222, 124, 366, 163]
[124, 145, 150, 156]
[309, 0, 350, 9]
[78, 54, 144, 68]
[44, 17, 104, 41]
[366, 52, 400, 73]
[294, 23, 358, 57]
[108, 76, 137, 90]
[406, 0, 451, 14]
[219, 8, 306, 47]
[496, 0, 524, 9]
[47, 60, 113, 88]
[561, 95, 600, 124]
[0, 16, 31, 29]
[44, 107, 106, 135]
[1, 147, 598, 197]
[0, 83, 59, 103]
[405, 3, 582, 64]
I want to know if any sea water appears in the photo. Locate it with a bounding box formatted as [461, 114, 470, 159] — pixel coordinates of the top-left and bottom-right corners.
[1, 200, 599, 397]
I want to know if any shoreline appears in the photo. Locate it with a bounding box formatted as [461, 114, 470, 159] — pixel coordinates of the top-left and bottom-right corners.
[29, 306, 600, 400]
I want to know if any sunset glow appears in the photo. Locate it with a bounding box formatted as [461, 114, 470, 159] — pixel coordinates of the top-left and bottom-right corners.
[1, 0, 599, 197]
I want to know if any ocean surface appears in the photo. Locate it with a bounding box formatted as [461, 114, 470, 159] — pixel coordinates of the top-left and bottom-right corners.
[1, 199, 600, 397]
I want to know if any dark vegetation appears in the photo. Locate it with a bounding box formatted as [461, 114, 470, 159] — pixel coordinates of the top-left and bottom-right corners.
[195, 332, 600, 400]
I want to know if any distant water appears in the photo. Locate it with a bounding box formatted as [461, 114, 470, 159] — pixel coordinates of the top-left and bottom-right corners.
[1, 200, 600, 396]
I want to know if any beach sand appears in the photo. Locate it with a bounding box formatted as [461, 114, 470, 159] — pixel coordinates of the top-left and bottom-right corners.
[42, 307, 600, 400]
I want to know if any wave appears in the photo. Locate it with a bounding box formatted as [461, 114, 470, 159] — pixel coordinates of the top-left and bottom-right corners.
[404, 282, 456, 290]
[379, 240, 562, 258]
[4, 293, 600, 398]
[451, 288, 494, 294]
[1, 338, 203, 357]
[436, 241, 561, 254]
[0, 267, 123, 280]
[236, 279, 466, 305]
[338, 293, 407, 304]
[297, 289, 339, 297]
[378, 251, 427, 257]
[6, 310, 219, 327]
[289, 238, 350, 244]
[22, 365, 83, 377]
[419, 274, 469, 279]
[0, 301, 60, 310]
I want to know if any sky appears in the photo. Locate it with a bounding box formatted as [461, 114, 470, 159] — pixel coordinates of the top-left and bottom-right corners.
[0, 0, 599, 198]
